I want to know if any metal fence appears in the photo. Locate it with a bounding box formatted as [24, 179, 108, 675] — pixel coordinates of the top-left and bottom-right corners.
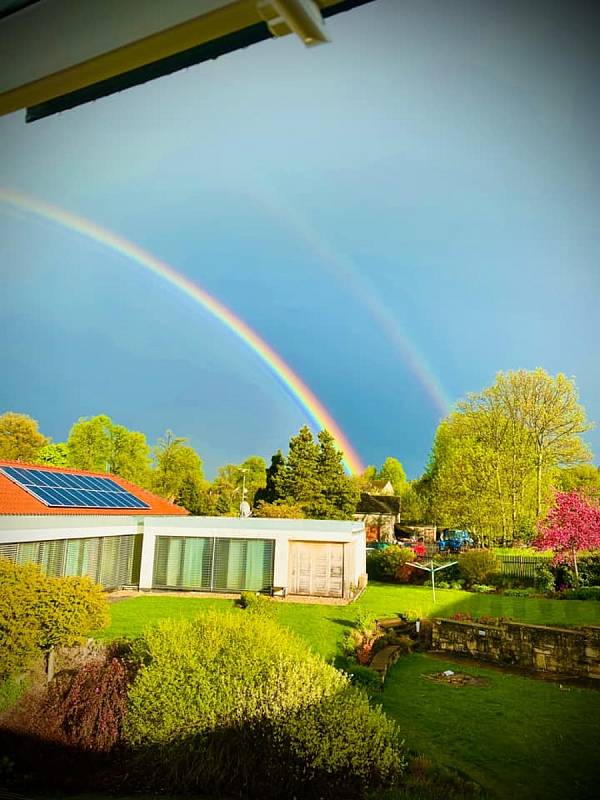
[497, 554, 550, 579]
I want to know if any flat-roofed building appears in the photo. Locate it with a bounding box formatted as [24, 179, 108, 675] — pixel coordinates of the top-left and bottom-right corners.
[0, 460, 366, 599]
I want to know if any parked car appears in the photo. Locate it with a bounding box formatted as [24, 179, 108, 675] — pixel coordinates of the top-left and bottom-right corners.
[411, 541, 427, 558]
[437, 529, 473, 553]
[366, 540, 393, 552]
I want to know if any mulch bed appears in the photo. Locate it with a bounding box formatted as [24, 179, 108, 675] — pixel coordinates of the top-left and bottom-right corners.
[424, 671, 489, 687]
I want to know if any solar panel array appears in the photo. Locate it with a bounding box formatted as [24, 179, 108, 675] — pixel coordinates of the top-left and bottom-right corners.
[0, 466, 150, 509]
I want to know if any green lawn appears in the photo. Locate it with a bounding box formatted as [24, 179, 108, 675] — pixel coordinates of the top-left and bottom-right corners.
[381, 653, 600, 800]
[31, 583, 600, 800]
[95, 582, 600, 662]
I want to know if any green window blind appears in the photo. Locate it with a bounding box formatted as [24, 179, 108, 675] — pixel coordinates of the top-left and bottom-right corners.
[0, 535, 141, 589]
[153, 536, 274, 592]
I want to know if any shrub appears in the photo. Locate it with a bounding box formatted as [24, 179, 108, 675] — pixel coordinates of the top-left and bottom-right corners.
[36, 575, 110, 653]
[577, 554, 600, 587]
[0, 559, 45, 679]
[124, 613, 405, 798]
[366, 546, 413, 581]
[239, 591, 275, 616]
[558, 586, 600, 601]
[503, 587, 538, 597]
[267, 686, 405, 799]
[0, 560, 109, 681]
[124, 612, 344, 752]
[345, 664, 382, 695]
[20, 653, 133, 754]
[458, 550, 499, 586]
[471, 584, 496, 594]
[534, 563, 556, 592]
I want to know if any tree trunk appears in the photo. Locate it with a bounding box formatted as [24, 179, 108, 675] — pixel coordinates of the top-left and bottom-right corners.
[45, 647, 55, 682]
[572, 548, 579, 587]
[536, 455, 543, 519]
[495, 466, 508, 545]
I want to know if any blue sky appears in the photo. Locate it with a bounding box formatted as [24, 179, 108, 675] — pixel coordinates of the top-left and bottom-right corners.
[1, 0, 599, 478]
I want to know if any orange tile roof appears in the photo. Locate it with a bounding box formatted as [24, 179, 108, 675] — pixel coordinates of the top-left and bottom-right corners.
[0, 460, 189, 516]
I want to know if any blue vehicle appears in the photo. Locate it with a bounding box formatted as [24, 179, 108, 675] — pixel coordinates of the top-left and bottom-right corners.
[437, 529, 473, 553]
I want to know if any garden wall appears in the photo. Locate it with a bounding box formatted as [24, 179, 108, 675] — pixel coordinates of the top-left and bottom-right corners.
[430, 618, 600, 680]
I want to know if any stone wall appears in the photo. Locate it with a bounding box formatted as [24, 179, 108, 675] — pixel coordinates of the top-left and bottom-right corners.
[430, 618, 600, 680]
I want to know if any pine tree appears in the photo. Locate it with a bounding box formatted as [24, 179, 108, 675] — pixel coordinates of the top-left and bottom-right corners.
[309, 429, 359, 519]
[276, 426, 321, 506]
[254, 450, 285, 506]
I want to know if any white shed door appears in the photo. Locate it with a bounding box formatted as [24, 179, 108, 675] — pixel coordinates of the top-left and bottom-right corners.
[288, 542, 344, 597]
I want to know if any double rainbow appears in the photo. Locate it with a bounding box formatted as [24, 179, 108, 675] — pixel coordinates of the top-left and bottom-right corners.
[0, 187, 364, 475]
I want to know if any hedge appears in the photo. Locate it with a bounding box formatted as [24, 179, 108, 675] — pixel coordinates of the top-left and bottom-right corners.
[124, 612, 406, 798]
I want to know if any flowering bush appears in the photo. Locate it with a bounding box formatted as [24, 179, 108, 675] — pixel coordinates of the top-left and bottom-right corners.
[535, 491, 600, 585]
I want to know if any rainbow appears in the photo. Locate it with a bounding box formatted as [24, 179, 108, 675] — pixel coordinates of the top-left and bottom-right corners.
[0, 187, 364, 475]
[247, 177, 453, 417]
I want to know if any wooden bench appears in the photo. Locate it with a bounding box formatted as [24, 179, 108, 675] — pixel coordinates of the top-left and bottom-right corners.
[369, 646, 403, 680]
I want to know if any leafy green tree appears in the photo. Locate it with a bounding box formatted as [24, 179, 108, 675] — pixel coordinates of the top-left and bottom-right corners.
[175, 475, 211, 515]
[354, 465, 377, 492]
[253, 501, 305, 518]
[556, 465, 600, 495]
[37, 442, 70, 467]
[492, 370, 592, 516]
[0, 412, 48, 462]
[67, 415, 151, 485]
[208, 456, 267, 516]
[399, 481, 427, 522]
[67, 415, 113, 472]
[109, 425, 152, 485]
[377, 457, 407, 495]
[152, 430, 205, 507]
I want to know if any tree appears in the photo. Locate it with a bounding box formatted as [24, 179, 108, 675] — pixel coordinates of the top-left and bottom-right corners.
[534, 491, 600, 585]
[208, 456, 267, 516]
[557, 465, 600, 496]
[37, 442, 70, 467]
[273, 426, 358, 520]
[0, 412, 48, 462]
[109, 425, 152, 485]
[399, 481, 426, 522]
[275, 426, 322, 508]
[152, 430, 205, 507]
[253, 501, 305, 518]
[254, 451, 285, 506]
[309, 429, 358, 519]
[424, 370, 593, 544]
[377, 457, 407, 495]
[67, 415, 113, 472]
[354, 465, 377, 493]
[67, 415, 151, 484]
[493, 370, 592, 516]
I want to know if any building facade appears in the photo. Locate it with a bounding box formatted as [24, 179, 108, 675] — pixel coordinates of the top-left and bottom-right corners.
[0, 461, 366, 599]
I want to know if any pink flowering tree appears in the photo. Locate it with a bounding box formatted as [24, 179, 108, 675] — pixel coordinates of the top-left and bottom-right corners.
[534, 491, 600, 585]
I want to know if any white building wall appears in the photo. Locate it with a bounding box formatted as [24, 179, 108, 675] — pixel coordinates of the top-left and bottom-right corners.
[0, 515, 138, 543]
[0, 514, 366, 597]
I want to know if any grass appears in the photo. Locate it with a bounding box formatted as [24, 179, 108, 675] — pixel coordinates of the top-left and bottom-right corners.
[95, 582, 600, 662]
[76, 584, 600, 799]
[381, 653, 600, 800]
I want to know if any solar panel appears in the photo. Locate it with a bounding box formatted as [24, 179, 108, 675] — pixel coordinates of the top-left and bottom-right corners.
[0, 466, 150, 509]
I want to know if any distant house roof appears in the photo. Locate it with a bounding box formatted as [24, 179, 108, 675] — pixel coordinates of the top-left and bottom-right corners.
[356, 493, 400, 516]
[367, 480, 395, 495]
[0, 460, 188, 516]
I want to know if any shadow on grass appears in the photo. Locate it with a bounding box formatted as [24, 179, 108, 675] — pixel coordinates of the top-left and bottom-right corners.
[329, 617, 356, 629]
[0, 686, 404, 800]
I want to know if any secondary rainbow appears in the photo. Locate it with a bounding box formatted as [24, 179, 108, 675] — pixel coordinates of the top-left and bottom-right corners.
[0, 187, 364, 475]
